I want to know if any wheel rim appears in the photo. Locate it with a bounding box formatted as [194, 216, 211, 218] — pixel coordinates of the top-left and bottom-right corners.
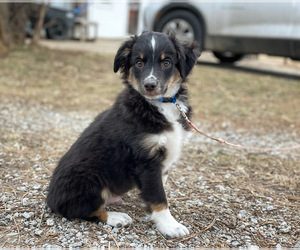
[51, 24, 63, 36]
[162, 18, 195, 43]
[220, 51, 238, 58]
[48, 19, 66, 38]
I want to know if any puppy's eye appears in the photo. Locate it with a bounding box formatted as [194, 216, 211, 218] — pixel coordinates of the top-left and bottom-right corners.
[162, 59, 171, 68]
[135, 59, 144, 68]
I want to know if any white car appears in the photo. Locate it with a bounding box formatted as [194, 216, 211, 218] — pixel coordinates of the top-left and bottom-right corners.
[143, 1, 300, 62]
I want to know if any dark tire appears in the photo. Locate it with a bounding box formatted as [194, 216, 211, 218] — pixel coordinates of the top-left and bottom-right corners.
[155, 10, 204, 49]
[46, 18, 68, 40]
[290, 57, 300, 61]
[213, 51, 244, 63]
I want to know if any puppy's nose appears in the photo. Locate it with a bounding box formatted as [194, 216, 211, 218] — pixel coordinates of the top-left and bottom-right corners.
[144, 79, 158, 92]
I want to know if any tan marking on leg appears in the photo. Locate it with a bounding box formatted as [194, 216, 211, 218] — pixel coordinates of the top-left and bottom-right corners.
[101, 188, 110, 207]
[150, 203, 168, 213]
[89, 188, 111, 221]
[90, 210, 108, 222]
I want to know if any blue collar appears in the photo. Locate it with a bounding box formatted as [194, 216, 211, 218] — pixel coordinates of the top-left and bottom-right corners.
[156, 95, 177, 103]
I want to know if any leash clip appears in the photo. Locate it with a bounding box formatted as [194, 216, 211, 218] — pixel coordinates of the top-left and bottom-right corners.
[174, 102, 191, 123]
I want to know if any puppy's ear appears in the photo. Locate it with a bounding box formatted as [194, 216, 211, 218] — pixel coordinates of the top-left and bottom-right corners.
[170, 34, 201, 80]
[180, 41, 201, 79]
[113, 36, 137, 75]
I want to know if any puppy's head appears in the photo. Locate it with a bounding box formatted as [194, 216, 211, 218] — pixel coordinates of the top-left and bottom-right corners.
[114, 32, 200, 99]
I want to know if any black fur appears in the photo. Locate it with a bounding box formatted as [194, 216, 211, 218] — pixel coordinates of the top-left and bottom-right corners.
[46, 31, 199, 221]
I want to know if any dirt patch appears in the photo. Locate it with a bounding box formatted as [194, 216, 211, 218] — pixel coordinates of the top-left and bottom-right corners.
[0, 46, 299, 248]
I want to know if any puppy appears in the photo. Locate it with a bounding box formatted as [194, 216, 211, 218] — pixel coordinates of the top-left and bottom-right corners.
[46, 31, 200, 238]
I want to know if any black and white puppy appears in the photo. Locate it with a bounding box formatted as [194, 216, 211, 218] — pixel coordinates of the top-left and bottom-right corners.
[46, 31, 200, 238]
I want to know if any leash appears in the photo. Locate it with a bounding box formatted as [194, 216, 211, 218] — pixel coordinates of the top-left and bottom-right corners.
[157, 95, 300, 152]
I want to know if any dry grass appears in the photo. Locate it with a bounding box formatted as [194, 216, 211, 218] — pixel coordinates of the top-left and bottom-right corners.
[189, 64, 300, 131]
[0, 46, 299, 247]
[0, 46, 121, 111]
[2, 46, 299, 128]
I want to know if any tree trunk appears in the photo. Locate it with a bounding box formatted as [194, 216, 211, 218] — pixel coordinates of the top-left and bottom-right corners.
[0, 3, 29, 49]
[32, 3, 47, 45]
[0, 4, 10, 49]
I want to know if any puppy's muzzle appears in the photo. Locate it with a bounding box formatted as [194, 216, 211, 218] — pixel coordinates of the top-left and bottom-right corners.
[143, 77, 159, 94]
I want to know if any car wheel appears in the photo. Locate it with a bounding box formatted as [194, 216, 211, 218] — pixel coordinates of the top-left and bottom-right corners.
[46, 18, 68, 40]
[155, 10, 203, 48]
[213, 51, 244, 63]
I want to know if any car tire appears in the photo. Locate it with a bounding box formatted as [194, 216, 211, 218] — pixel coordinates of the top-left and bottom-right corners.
[213, 51, 244, 63]
[46, 18, 69, 40]
[155, 10, 204, 49]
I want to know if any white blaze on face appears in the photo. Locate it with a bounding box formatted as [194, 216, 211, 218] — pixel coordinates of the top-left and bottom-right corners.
[145, 35, 157, 81]
[151, 36, 156, 55]
[145, 68, 155, 80]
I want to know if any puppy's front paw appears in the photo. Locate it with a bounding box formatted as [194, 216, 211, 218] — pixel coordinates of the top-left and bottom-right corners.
[106, 212, 132, 228]
[156, 219, 189, 239]
[151, 209, 189, 239]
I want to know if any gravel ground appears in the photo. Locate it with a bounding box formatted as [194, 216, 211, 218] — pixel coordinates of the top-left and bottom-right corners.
[1, 97, 299, 248]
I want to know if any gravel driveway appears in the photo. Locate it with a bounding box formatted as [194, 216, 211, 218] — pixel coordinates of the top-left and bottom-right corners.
[1, 98, 299, 248]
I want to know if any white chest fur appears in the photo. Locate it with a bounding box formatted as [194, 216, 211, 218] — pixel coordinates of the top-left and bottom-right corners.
[142, 101, 190, 173]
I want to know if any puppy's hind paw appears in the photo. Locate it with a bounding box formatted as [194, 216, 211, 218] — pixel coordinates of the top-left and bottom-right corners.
[106, 212, 132, 228]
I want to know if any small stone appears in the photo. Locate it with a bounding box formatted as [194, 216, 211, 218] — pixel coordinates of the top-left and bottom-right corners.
[197, 201, 204, 206]
[46, 218, 55, 226]
[280, 226, 291, 233]
[248, 245, 259, 250]
[294, 241, 300, 248]
[224, 174, 231, 178]
[30, 220, 37, 226]
[250, 217, 258, 224]
[100, 239, 108, 244]
[93, 242, 100, 247]
[244, 235, 251, 242]
[278, 221, 291, 233]
[237, 210, 247, 219]
[215, 185, 226, 191]
[76, 232, 83, 239]
[22, 198, 30, 206]
[35, 229, 43, 236]
[232, 240, 239, 246]
[17, 186, 27, 192]
[266, 206, 275, 211]
[70, 242, 83, 247]
[22, 212, 33, 219]
[61, 217, 68, 223]
[1, 195, 8, 203]
[204, 238, 210, 244]
[33, 184, 41, 190]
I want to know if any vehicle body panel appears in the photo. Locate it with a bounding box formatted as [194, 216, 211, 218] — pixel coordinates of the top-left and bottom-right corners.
[143, 0, 300, 59]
